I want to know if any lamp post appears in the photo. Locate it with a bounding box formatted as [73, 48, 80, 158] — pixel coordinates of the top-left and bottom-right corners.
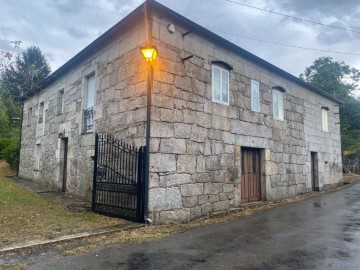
[140, 46, 157, 223]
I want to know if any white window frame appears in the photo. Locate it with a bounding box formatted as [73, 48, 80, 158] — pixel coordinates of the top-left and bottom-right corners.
[212, 65, 229, 105]
[84, 74, 96, 133]
[251, 79, 260, 112]
[38, 102, 44, 124]
[322, 108, 329, 132]
[273, 89, 284, 121]
[27, 107, 32, 126]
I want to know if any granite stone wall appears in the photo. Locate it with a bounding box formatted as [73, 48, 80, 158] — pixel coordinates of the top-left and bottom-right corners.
[19, 20, 148, 199]
[147, 13, 343, 223]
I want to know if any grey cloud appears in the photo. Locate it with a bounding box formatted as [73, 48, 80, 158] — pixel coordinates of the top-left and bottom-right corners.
[65, 27, 89, 39]
[277, 0, 360, 17]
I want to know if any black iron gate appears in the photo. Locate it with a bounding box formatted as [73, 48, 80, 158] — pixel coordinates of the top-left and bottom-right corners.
[92, 133, 146, 222]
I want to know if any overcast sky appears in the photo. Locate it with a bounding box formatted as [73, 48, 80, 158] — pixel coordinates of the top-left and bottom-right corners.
[1, 0, 359, 85]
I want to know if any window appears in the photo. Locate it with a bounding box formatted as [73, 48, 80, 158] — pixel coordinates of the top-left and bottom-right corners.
[27, 107, 32, 126]
[84, 75, 95, 133]
[38, 102, 44, 123]
[35, 144, 41, 171]
[251, 80, 260, 112]
[212, 65, 229, 105]
[58, 90, 65, 114]
[273, 89, 284, 120]
[322, 108, 329, 132]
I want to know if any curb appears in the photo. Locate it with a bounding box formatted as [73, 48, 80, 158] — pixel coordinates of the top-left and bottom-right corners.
[0, 222, 144, 254]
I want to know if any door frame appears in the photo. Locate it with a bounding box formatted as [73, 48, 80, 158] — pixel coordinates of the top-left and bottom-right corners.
[240, 147, 263, 204]
[311, 152, 319, 191]
[61, 138, 68, 192]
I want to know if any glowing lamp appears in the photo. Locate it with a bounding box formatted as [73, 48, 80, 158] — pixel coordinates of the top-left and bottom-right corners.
[140, 47, 157, 61]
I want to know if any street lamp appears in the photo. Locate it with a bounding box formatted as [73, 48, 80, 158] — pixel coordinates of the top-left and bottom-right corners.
[140, 46, 157, 224]
[140, 47, 157, 62]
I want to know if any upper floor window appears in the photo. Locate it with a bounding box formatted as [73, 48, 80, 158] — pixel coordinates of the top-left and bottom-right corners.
[322, 107, 329, 132]
[27, 107, 32, 126]
[38, 102, 44, 123]
[212, 65, 229, 105]
[84, 75, 95, 133]
[251, 80, 260, 112]
[272, 87, 284, 121]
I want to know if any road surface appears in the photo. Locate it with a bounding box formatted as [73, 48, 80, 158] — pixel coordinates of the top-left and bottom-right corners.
[28, 183, 360, 269]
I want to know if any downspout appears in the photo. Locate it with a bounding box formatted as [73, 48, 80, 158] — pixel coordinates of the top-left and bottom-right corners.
[143, 1, 153, 224]
[17, 103, 24, 177]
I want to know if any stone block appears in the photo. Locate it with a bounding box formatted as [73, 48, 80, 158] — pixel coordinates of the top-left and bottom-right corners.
[148, 187, 182, 211]
[209, 194, 219, 203]
[191, 125, 208, 142]
[196, 156, 206, 173]
[190, 206, 203, 220]
[174, 123, 192, 139]
[159, 209, 190, 224]
[204, 183, 223, 195]
[150, 153, 176, 172]
[181, 183, 204, 196]
[182, 196, 199, 208]
[198, 195, 208, 205]
[205, 156, 220, 171]
[151, 121, 174, 138]
[222, 132, 235, 145]
[177, 155, 196, 173]
[160, 138, 186, 154]
[164, 173, 191, 187]
[213, 200, 231, 211]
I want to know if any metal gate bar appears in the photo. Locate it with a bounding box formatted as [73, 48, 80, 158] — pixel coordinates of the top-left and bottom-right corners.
[92, 133, 145, 222]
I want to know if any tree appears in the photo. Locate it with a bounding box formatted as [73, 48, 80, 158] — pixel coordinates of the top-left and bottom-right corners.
[300, 57, 360, 151]
[1, 46, 51, 105]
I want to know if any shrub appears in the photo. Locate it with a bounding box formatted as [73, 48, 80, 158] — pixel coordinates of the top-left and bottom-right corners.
[0, 137, 13, 158]
[2, 137, 20, 170]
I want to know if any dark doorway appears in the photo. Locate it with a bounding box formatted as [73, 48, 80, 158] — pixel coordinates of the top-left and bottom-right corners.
[241, 148, 261, 203]
[62, 138, 68, 192]
[311, 152, 319, 191]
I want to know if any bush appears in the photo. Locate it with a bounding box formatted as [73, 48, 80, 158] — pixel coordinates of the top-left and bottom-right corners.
[1, 137, 20, 170]
[0, 137, 13, 158]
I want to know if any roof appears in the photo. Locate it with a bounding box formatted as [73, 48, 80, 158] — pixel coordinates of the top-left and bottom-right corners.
[22, 0, 342, 104]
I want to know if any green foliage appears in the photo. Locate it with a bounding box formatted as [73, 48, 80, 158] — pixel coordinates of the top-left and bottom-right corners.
[0, 137, 19, 169]
[301, 57, 360, 152]
[1, 46, 51, 104]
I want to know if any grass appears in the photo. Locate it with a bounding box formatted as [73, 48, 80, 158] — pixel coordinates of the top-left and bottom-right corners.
[0, 160, 124, 248]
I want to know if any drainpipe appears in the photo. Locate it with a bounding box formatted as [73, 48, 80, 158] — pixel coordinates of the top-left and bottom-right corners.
[17, 103, 24, 177]
[144, 62, 152, 224]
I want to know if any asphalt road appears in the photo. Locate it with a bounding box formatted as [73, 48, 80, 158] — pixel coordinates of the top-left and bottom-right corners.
[28, 183, 360, 270]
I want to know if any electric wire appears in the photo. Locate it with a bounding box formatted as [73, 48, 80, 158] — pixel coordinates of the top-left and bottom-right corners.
[210, 28, 360, 56]
[224, 0, 360, 34]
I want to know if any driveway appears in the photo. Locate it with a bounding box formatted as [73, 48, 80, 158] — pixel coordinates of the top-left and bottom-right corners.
[28, 183, 360, 270]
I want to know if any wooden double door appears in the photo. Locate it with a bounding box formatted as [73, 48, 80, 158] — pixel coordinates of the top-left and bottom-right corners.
[241, 148, 261, 203]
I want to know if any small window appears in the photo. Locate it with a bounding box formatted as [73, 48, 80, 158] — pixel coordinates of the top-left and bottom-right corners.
[273, 89, 284, 120]
[35, 144, 41, 171]
[251, 80, 260, 112]
[27, 107, 32, 126]
[38, 102, 44, 123]
[58, 90, 65, 114]
[212, 65, 229, 105]
[84, 75, 95, 133]
[322, 108, 329, 132]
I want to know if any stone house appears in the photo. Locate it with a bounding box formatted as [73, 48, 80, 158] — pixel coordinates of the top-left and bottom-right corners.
[19, 0, 343, 223]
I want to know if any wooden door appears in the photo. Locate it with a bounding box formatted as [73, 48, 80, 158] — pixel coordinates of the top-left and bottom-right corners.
[311, 152, 316, 191]
[241, 148, 261, 203]
[62, 138, 68, 192]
